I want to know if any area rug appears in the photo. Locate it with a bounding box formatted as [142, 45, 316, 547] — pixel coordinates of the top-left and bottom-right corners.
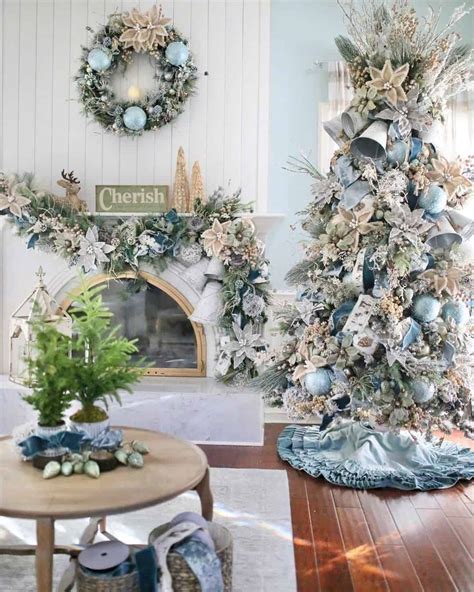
[0, 467, 296, 592]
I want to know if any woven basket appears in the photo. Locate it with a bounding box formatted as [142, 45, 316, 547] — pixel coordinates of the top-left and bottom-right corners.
[76, 566, 139, 592]
[148, 522, 233, 592]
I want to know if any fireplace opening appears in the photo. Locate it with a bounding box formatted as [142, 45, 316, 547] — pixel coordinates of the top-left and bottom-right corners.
[63, 272, 206, 377]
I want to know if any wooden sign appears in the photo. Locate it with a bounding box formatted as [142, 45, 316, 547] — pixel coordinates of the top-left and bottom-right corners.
[95, 185, 169, 213]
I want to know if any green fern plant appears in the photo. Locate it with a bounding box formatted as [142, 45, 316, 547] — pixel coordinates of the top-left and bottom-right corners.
[68, 281, 146, 423]
[23, 319, 75, 427]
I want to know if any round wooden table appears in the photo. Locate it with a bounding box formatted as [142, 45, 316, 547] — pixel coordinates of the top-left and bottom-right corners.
[0, 427, 213, 592]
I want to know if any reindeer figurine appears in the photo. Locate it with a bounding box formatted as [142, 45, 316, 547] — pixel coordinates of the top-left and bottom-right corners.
[55, 170, 87, 212]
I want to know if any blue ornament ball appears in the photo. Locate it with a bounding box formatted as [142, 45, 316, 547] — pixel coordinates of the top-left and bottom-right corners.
[87, 47, 112, 72]
[123, 106, 147, 131]
[412, 294, 441, 323]
[166, 41, 189, 66]
[304, 369, 332, 396]
[441, 300, 469, 326]
[418, 185, 447, 215]
[387, 140, 408, 166]
[410, 378, 435, 404]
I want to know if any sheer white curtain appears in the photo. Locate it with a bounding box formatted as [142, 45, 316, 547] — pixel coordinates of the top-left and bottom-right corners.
[440, 91, 474, 161]
[318, 62, 353, 171]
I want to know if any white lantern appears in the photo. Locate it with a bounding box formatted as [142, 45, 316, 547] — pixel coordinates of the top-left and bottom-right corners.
[9, 267, 72, 384]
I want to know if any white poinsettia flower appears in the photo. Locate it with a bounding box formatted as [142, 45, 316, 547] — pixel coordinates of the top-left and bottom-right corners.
[224, 322, 266, 369]
[78, 226, 115, 272]
[385, 203, 434, 245]
[201, 219, 231, 257]
[0, 181, 31, 217]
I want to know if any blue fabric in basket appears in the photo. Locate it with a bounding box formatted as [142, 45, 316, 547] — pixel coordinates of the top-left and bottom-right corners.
[135, 547, 158, 592]
[134, 536, 223, 592]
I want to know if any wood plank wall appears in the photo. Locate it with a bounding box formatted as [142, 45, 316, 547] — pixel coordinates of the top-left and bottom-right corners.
[0, 0, 270, 211]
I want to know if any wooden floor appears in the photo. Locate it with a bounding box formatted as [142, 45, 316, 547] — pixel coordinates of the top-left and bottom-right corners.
[200, 424, 474, 592]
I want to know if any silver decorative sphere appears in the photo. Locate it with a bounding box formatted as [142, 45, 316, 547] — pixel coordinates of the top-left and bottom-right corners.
[410, 378, 435, 404]
[418, 185, 447, 215]
[165, 41, 189, 66]
[123, 106, 147, 131]
[177, 243, 203, 266]
[412, 294, 441, 323]
[87, 47, 112, 72]
[441, 300, 469, 326]
[304, 369, 332, 396]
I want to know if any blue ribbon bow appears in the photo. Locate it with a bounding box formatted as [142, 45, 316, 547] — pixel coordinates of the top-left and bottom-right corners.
[18, 431, 86, 459]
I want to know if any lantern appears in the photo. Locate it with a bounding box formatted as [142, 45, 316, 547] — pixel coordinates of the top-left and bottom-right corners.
[9, 267, 72, 384]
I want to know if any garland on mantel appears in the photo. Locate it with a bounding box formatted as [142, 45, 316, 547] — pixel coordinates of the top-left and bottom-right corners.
[0, 172, 271, 384]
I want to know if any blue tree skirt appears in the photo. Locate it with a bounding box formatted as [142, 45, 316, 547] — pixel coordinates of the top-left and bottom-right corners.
[277, 421, 474, 490]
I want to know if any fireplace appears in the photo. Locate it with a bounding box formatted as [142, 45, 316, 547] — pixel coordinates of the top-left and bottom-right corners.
[61, 271, 206, 377]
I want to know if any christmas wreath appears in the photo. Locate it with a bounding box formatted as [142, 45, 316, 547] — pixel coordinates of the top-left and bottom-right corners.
[76, 5, 197, 136]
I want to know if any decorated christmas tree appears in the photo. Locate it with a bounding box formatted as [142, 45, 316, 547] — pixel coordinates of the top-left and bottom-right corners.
[259, 0, 474, 488]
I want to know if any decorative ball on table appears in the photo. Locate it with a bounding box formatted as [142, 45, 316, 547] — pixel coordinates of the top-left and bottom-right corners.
[87, 47, 112, 72]
[409, 378, 435, 404]
[166, 41, 189, 66]
[441, 300, 469, 326]
[304, 368, 332, 396]
[412, 294, 441, 323]
[418, 185, 447, 215]
[123, 106, 147, 131]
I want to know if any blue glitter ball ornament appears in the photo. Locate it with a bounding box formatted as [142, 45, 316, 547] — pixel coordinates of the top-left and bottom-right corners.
[410, 378, 435, 404]
[441, 300, 469, 326]
[87, 47, 112, 72]
[304, 369, 332, 396]
[418, 185, 447, 215]
[412, 294, 441, 323]
[165, 41, 189, 66]
[387, 141, 408, 166]
[123, 106, 147, 131]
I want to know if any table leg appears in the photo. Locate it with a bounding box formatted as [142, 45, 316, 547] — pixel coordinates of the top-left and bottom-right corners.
[194, 467, 213, 521]
[36, 517, 55, 592]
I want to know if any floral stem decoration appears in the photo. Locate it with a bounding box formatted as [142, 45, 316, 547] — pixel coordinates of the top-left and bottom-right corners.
[369, 60, 410, 105]
[0, 174, 270, 385]
[258, 0, 474, 442]
[76, 5, 197, 135]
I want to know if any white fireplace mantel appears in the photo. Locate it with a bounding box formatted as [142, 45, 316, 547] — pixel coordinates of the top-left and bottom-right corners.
[0, 213, 284, 374]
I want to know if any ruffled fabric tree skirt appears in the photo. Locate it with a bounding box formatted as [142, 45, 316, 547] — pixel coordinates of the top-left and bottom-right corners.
[277, 421, 474, 490]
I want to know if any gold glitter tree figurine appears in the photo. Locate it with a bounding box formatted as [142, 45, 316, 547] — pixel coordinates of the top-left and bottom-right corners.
[172, 146, 190, 212]
[190, 161, 206, 211]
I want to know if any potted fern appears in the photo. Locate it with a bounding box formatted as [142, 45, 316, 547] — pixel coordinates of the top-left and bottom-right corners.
[68, 282, 145, 438]
[23, 318, 75, 438]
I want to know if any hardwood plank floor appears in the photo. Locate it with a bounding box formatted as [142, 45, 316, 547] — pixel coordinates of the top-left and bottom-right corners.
[200, 423, 474, 592]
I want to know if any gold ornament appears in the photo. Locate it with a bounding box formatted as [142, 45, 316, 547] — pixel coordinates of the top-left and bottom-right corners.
[190, 161, 206, 211]
[172, 147, 190, 213]
[119, 5, 171, 53]
[368, 60, 409, 105]
[55, 170, 87, 212]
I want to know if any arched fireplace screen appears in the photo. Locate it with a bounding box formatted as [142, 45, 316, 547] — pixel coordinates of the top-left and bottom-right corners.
[63, 272, 206, 377]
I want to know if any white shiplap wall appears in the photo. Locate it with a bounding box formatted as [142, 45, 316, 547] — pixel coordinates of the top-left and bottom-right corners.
[0, 0, 270, 211]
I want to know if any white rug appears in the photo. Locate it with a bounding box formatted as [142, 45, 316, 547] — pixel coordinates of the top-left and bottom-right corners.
[0, 468, 296, 592]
